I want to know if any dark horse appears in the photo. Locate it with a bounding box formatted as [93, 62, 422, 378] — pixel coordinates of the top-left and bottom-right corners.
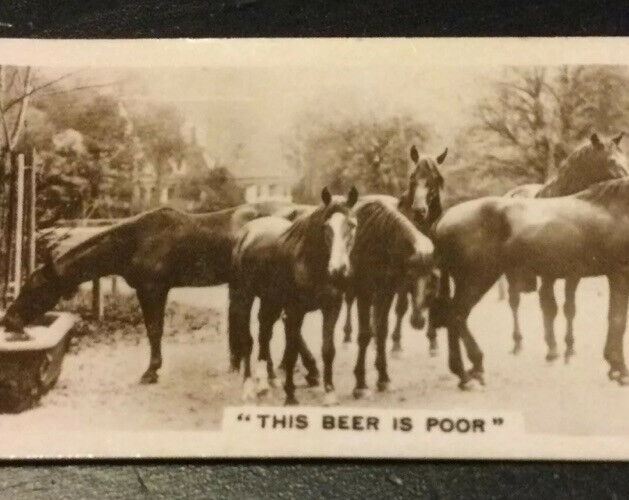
[229, 187, 359, 405]
[342, 145, 446, 356]
[435, 175, 629, 389]
[1, 201, 307, 384]
[504, 132, 627, 361]
[348, 198, 436, 398]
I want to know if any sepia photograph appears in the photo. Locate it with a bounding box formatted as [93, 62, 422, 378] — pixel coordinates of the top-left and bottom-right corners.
[1, 38, 629, 459]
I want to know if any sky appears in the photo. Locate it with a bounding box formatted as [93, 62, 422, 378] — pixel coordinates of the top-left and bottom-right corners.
[42, 64, 497, 177]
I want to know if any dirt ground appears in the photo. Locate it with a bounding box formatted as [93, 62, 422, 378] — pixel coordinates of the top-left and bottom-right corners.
[3, 277, 629, 436]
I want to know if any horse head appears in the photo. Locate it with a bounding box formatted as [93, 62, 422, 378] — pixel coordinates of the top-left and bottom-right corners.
[1, 250, 69, 334]
[590, 131, 627, 176]
[401, 145, 446, 228]
[320, 185, 359, 282]
[546, 132, 629, 197]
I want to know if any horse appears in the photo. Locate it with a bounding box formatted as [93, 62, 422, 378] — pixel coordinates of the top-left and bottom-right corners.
[434, 175, 629, 390]
[348, 198, 436, 399]
[503, 132, 627, 360]
[341, 144, 446, 356]
[229, 187, 359, 405]
[1, 200, 310, 385]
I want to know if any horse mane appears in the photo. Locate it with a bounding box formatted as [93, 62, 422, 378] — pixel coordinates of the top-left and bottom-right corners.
[353, 199, 422, 259]
[278, 200, 345, 265]
[538, 138, 628, 198]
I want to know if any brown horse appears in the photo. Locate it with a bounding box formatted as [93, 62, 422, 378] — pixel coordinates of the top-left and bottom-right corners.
[342, 145, 446, 356]
[348, 198, 436, 398]
[504, 133, 627, 360]
[229, 187, 359, 405]
[1, 201, 307, 384]
[435, 175, 629, 389]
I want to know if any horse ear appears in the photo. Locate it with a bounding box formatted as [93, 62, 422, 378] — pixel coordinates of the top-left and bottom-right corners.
[347, 186, 358, 208]
[591, 132, 603, 149]
[436, 148, 448, 164]
[613, 132, 625, 146]
[409, 145, 419, 164]
[321, 186, 332, 206]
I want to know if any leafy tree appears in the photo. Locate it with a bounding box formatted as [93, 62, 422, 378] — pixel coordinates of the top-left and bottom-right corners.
[181, 165, 244, 212]
[284, 113, 431, 203]
[461, 65, 629, 188]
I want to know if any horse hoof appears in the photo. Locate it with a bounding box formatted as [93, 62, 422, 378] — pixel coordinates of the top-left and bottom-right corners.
[545, 350, 559, 362]
[353, 387, 372, 400]
[467, 369, 485, 386]
[306, 374, 320, 387]
[511, 344, 522, 355]
[284, 396, 299, 406]
[242, 378, 257, 402]
[429, 347, 438, 358]
[458, 374, 477, 391]
[377, 381, 390, 392]
[139, 372, 158, 384]
[390, 348, 403, 360]
[618, 375, 629, 386]
[268, 377, 278, 388]
[608, 369, 622, 381]
[256, 381, 270, 397]
[322, 390, 339, 407]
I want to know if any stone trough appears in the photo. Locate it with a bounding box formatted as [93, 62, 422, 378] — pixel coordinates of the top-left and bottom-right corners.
[0, 312, 76, 413]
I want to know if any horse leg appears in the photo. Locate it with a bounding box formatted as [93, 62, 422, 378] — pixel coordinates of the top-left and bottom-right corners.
[353, 292, 373, 399]
[256, 300, 281, 395]
[425, 312, 438, 357]
[604, 273, 629, 385]
[391, 291, 407, 356]
[321, 296, 343, 406]
[539, 276, 559, 362]
[278, 312, 320, 386]
[228, 286, 255, 401]
[563, 277, 579, 362]
[449, 274, 497, 389]
[374, 290, 395, 392]
[297, 335, 320, 387]
[506, 273, 523, 355]
[137, 285, 169, 384]
[282, 306, 305, 406]
[497, 275, 506, 301]
[343, 292, 354, 343]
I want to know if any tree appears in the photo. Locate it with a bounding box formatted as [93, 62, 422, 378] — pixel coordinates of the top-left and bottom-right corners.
[127, 101, 187, 206]
[284, 113, 431, 203]
[461, 65, 629, 188]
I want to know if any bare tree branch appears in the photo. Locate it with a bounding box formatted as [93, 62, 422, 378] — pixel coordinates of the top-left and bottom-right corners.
[1, 70, 80, 114]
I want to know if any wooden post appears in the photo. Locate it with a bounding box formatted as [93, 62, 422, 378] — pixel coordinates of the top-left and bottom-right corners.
[27, 152, 37, 277]
[13, 154, 25, 297]
[92, 278, 104, 320]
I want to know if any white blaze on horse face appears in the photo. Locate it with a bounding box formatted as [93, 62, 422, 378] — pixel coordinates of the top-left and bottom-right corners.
[325, 212, 355, 278]
[412, 180, 430, 216]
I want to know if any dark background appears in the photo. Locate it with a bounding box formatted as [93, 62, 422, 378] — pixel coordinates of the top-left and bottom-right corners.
[1, 1, 629, 498]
